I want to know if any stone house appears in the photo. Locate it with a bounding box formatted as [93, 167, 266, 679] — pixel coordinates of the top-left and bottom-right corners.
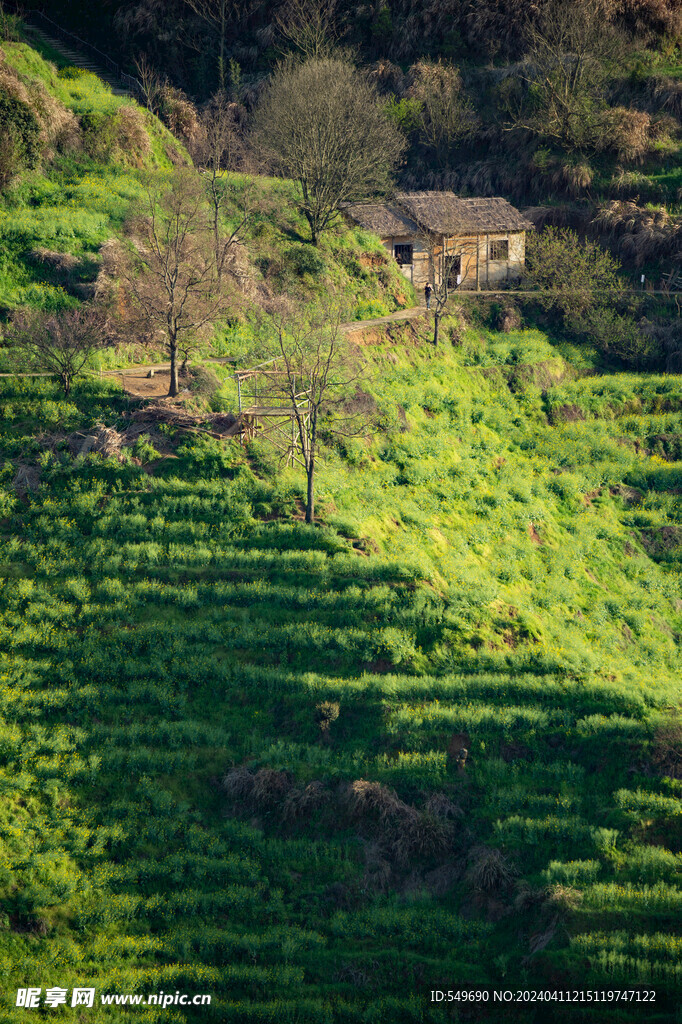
[343, 191, 533, 290]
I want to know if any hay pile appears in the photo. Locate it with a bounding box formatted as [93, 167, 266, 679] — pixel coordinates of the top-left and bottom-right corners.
[592, 200, 682, 266]
[129, 405, 238, 436]
[71, 425, 126, 459]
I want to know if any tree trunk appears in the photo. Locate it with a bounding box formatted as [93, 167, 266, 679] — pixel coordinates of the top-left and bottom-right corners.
[218, 7, 226, 92]
[305, 460, 315, 524]
[213, 188, 221, 279]
[168, 338, 179, 397]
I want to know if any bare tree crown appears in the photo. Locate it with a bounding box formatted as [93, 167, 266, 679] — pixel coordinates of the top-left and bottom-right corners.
[255, 57, 405, 244]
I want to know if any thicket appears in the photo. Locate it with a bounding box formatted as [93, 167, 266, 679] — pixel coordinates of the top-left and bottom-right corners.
[34, 0, 682, 211]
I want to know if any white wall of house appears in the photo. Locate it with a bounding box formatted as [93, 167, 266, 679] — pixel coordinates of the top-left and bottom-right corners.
[382, 235, 430, 285]
[383, 231, 526, 290]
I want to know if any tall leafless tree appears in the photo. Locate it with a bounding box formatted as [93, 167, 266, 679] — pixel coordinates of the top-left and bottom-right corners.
[257, 307, 363, 524]
[423, 235, 479, 345]
[276, 0, 338, 58]
[123, 171, 234, 397]
[183, 0, 233, 92]
[255, 57, 405, 245]
[505, 0, 623, 153]
[409, 61, 477, 168]
[192, 94, 249, 280]
[133, 52, 163, 112]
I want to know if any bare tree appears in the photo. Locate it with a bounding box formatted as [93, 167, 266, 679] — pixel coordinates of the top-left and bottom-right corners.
[133, 52, 163, 112]
[255, 57, 405, 245]
[256, 307, 363, 523]
[123, 171, 234, 397]
[423, 236, 479, 345]
[8, 306, 107, 397]
[505, 0, 623, 153]
[409, 61, 477, 168]
[192, 94, 249, 280]
[183, 0, 232, 92]
[276, 0, 338, 59]
[182, 0, 256, 93]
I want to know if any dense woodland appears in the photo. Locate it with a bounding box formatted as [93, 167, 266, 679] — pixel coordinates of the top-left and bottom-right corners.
[0, 1, 681, 1021]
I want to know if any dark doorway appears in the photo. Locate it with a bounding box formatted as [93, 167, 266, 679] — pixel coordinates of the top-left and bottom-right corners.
[446, 256, 462, 288]
[394, 243, 413, 266]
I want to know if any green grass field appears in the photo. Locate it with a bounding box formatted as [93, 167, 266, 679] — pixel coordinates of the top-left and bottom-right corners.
[1, 321, 681, 1022]
[1, 31, 681, 1024]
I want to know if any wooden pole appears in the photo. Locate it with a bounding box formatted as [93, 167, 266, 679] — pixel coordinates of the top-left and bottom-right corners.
[476, 234, 480, 291]
[485, 234, 490, 289]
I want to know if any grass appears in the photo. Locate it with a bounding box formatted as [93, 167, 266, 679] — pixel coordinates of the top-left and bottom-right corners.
[0, 316, 681, 1022]
[0, 40, 413, 327]
[1, 31, 681, 1024]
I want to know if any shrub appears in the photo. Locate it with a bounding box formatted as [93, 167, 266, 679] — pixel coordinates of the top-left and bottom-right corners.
[390, 811, 452, 865]
[157, 85, 200, 148]
[114, 105, 152, 163]
[607, 107, 654, 164]
[251, 768, 293, 807]
[424, 792, 463, 821]
[222, 765, 255, 802]
[79, 108, 121, 161]
[286, 243, 325, 278]
[314, 701, 340, 735]
[342, 779, 409, 824]
[465, 846, 516, 893]
[282, 780, 329, 821]
[545, 883, 584, 911]
[0, 89, 41, 185]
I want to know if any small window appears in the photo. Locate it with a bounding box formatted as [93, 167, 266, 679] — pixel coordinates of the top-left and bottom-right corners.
[394, 243, 413, 266]
[489, 239, 509, 261]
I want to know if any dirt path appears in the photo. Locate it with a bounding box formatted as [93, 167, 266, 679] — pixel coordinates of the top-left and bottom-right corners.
[100, 311, 427, 396]
[340, 306, 425, 333]
[0, 308, 429, 394]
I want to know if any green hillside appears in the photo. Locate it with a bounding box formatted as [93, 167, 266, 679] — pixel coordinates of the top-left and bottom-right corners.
[1, 30, 681, 1024]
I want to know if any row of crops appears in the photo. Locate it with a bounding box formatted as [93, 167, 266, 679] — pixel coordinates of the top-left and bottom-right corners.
[1, 338, 681, 1022]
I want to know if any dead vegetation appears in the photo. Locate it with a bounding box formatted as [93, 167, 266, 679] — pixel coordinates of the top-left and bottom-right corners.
[650, 715, 682, 778]
[592, 200, 682, 267]
[465, 845, 516, 894]
[128, 403, 238, 437]
[222, 766, 464, 871]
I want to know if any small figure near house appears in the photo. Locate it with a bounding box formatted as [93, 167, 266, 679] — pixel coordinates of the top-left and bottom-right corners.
[424, 282, 433, 309]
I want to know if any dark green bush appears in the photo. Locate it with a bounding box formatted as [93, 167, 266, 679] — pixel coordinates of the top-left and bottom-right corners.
[79, 109, 120, 161]
[286, 243, 325, 278]
[0, 90, 41, 186]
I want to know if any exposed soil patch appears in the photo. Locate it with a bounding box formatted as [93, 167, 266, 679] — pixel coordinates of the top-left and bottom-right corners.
[117, 369, 187, 400]
[551, 403, 585, 423]
[640, 525, 682, 556]
[528, 522, 542, 544]
[501, 742, 531, 763]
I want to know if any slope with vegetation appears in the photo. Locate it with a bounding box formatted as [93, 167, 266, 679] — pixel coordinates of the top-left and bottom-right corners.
[1, 319, 682, 1022]
[0, 23, 681, 1024]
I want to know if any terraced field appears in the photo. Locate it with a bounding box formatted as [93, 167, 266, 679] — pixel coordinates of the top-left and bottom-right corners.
[1, 328, 681, 1022]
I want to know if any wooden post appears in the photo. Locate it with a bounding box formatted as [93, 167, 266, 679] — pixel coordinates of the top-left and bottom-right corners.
[291, 413, 295, 467]
[475, 234, 480, 291]
[485, 234, 490, 289]
[237, 375, 242, 413]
